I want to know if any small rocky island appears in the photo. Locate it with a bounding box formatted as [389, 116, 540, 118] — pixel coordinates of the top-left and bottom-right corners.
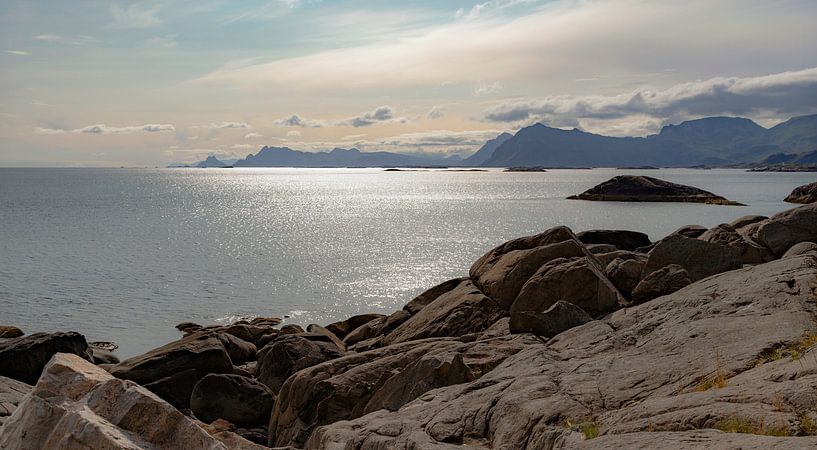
[785, 181, 817, 204]
[2, 204, 817, 449]
[568, 175, 744, 205]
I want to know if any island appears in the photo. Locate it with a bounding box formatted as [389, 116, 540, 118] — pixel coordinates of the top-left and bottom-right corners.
[567, 175, 744, 205]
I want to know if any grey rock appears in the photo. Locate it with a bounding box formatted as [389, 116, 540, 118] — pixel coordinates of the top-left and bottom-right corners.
[784, 181, 817, 204]
[305, 324, 346, 352]
[757, 203, 817, 256]
[585, 243, 618, 254]
[143, 368, 199, 410]
[326, 314, 386, 340]
[642, 234, 741, 281]
[0, 376, 31, 428]
[256, 335, 343, 393]
[631, 264, 692, 304]
[403, 278, 467, 315]
[343, 316, 387, 346]
[670, 224, 707, 239]
[729, 214, 768, 230]
[605, 256, 646, 297]
[699, 223, 774, 264]
[782, 241, 817, 258]
[567, 175, 744, 205]
[91, 348, 120, 365]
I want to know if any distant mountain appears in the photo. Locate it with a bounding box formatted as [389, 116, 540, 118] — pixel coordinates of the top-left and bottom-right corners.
[482, 114, 817, 168]
[461, 132, 513, 166]
[197, 156, 229, 168]
[760, 149, 817, 166]
[232, 146, 456, 168]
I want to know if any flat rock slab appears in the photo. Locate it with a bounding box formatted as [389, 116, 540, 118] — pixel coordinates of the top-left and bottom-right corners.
[568, 175, 744, 205]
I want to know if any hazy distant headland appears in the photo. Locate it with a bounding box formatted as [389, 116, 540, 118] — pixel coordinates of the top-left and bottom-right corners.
[177, 114, 817, 170]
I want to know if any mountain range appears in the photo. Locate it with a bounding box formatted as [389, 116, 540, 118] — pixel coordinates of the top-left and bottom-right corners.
[182, 114, 817, 169]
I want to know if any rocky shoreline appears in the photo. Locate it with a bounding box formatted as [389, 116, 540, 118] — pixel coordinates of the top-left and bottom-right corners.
[2, 202, 817, 449]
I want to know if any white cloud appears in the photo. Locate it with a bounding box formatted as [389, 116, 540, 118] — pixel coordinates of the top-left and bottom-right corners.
[456, 0, 540, 21]
[474, 81, 503, 97]
[482, 67, 817, 135]
[110, 3, 161, 29]
[210, 122, 251, 129]
[5, 50, 29, 56]
[286, 130, 302, 137]
[244, 132, 264, 139]
[35, 123, 175, 135]
[195, 0, 817, 94]
[32, 34, 96, 45]
[274, 106, 409, 128]
[231, 143, 254, 149]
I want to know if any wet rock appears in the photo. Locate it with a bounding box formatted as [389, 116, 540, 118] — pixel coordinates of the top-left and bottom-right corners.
[757, 203, 817, 256]
[0, 376, 31, 428]
[631, 264, 692, 304]
[567, 175, 744, 205]
[642, 234, 741, 282]
[471, 233, 589, 308]
[0, 332, 93, 384]
[577, 229, 651, 251]
[511, 257, 623, 324]
[381, 278, 505, 346]
[190, 374, 276, 427]
[257, 335, 343, 393]
[784, 181, 817, 204]
[698, 223, 774, 264]
[782, 241, 817, 258]
[326, 314, 386, 340]
[511, 300, 593, 338]
[0, 353, 224, 449]
[0, 327, 23, 339]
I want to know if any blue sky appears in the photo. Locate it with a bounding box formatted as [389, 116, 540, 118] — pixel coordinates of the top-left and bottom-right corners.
[1, 0, 816, 166]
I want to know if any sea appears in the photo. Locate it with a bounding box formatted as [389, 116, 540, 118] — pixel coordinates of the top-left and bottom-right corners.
[1, 167, 814, 357]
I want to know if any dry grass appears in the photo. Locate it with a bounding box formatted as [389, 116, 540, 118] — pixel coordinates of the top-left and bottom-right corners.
[800, 415, 817, 435]
[756, 332, 817, 366]
[713, 416, 790, 436]
[565, 419, 599, 440]
[695, 348, 727, 391]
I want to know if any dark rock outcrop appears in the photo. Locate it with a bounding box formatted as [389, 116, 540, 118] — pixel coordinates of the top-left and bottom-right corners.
[642, 234, 741, 281]
[671, 224, 707, 238]
[326, 314, 387, 340]
[256, 335, 343, 393]
[784, 181, 817, 204]
[605, 256, 647, 298]
[0, 327, 23, 339]
[190, 374, 275, 427]
[402, 278, 466, 315]
[511, 300, 593, 338]
[568, 175, 744, 205]
[142, 368, 199, 410]
[577, 229, 651, 251]
[0, 332, 93, 384]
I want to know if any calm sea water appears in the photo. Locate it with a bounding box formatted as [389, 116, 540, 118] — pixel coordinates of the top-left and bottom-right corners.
[1, 168, 814, 357]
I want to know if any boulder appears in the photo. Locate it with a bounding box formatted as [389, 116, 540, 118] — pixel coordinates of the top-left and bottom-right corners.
[567, 175, 744, 205]
[0, 327, 23, 339]
[593, 249, 645, 267]
[782, 241, 817, 258]
[198, 419, 269, 450]
[176, 322, 203, 334]
[190, 374, 276, 427]
[306, 324, 346, 352]
[280, 324, 304, 334]
[605, 256, 646, 297]
[91, 347, 120, 365]
[402, 277, 467, 315]
[326, 314, 386, 340]
[510, 257, 622, 335]
[269, 335, 533, 448]
[784, 181, 817, 204]
[511, 300, 593, 338]
[109, 332, 233, 386]
[214, 332, 256, 365]
[256, 335, 343, 393]
[142, 368, 199, 410]
[631, 264, 692, 304]
[671, 224, 707, 239]
[577, 229, 651, 251]
[250, 316, 283, 327]
[0, 332, 93, 384]
[0, 376, 31, 428]
[698, 223, 774, 264]
[585, 243, 618, 254]
[642, 234, 741, 282]
[729, 214, 768, 230]
[343, 316, 387, 346]
[381, 278, 505, 346]
[471, 234, 590, 308]
[757, 203, 817, 256]
[0, 353, 225, 449]
[308, 254, 817, 449]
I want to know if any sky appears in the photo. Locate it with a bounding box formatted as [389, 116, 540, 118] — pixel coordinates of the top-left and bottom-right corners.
[1, 0, 816, 167]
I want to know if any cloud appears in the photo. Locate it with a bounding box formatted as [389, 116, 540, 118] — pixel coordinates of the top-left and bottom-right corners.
[145, 35, 177, 49]
[5, 50, 29, 56]
[286, 130, 302, 137]
[456, 0, 540, 21]
[482, 67, 817, 134]
[343, 134, 367, 140]
[110, 3, 161, 29]
[474, 81, 503, 97]
[244, 132, 264, 139]
[210, 122, 251, 129]
[274, 106, 409, 128]
[194, 0, 817, 94]
[426, 106, 445, 120]
[231, 143, 254, 149]
[35, 123, 175, 135]
[32, 34, 96, 45]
